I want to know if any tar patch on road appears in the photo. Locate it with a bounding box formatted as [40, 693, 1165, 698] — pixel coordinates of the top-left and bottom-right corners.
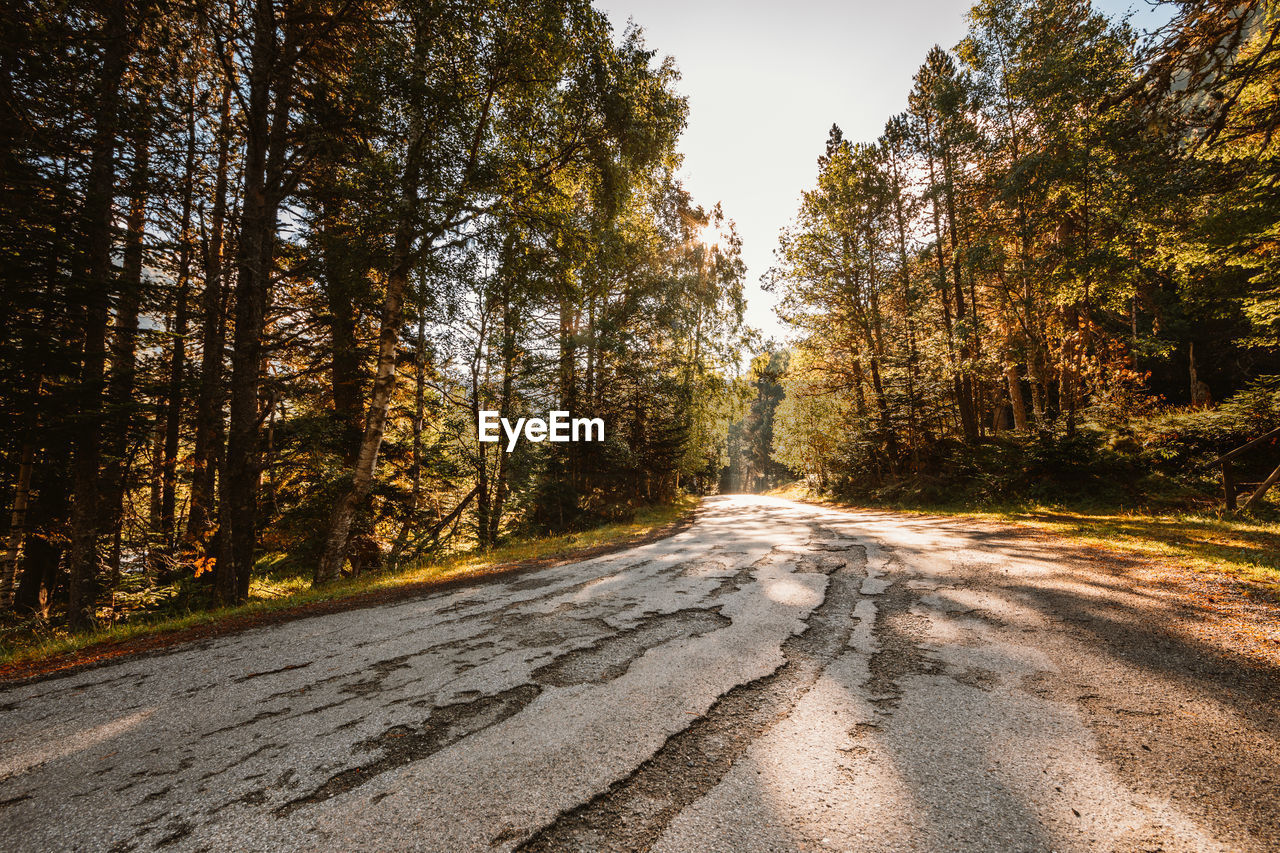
[516, 546, 867, 853]
[276, 684, 542, 816]
[533, 608, 731, 687]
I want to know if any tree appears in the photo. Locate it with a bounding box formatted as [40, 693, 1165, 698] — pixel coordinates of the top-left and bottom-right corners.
[0, 0, 745, 628]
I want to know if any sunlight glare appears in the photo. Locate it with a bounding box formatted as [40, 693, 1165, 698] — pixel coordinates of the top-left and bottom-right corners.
[699, 221, 721, 252]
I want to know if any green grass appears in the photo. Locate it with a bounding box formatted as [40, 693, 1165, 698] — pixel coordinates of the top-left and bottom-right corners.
[0, 497, 697, 673]
[766, 482, 1280, 593]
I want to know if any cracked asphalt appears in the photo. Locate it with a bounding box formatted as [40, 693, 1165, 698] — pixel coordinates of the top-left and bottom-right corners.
[1, 495, 1277, 852]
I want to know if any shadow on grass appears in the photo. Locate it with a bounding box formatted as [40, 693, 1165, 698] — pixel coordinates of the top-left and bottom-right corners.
[1009, 509, 1280, 588]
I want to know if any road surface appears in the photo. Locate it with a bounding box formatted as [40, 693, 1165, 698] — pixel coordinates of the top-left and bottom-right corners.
[1, 495, 1277, 852]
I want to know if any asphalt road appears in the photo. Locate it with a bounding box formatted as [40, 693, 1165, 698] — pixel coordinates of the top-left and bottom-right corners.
[1, 495, 1277, 852]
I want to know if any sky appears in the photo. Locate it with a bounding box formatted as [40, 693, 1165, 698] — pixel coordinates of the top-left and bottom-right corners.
[592, 0, 1172, 344]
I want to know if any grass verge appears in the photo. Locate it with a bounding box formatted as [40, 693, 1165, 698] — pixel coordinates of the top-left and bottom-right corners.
[0, 496, 698, 681]
[765, 482, 1280, 596]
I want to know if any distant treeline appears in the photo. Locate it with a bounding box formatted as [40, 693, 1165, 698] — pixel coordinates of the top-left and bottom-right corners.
[761, 0, 1280, 502]
[0, 0, 746, 626]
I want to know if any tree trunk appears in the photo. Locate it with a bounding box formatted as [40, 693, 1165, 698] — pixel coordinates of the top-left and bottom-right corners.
[488, 288, 516, 548]
[160, 92, 197, 554]
[99, 116, 152, 589]
[1004, 360, 1028, 432]
[941, 147, 978, 444]
[147, 415, 164, 570]
[1028, 345, 1047, 426]
[17, 469, 70, 619]
[386, 303, 429, 570]
[66, 0, 133, 627]
[318, 193, 365, 462]
[314, 13, 488, 581]
[863, 235, 899, 474]
[919, 110, 968, 446]
[1, 442, 35, 608]
[888, 147, 922, 469]
[411, 306, 427, 510]
[850, 357, 868, 421]
[185, 81, 232, 552]
[314, 225, 414, 583]
[557, 288, 580, 502]
[472, 370, 491, 552]
[1063, 305, 1079, 436]
[314, 123, 421, 582]
[219, 0, 294, 603]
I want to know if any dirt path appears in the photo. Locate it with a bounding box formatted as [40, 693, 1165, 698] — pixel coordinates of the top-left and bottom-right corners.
[0, 495, 1275, 851]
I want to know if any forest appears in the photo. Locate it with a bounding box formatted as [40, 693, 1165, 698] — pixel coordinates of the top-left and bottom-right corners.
[754, 0, 1280, 508]
[2, 0, 1279, 640]
[1, 0, 746, 630]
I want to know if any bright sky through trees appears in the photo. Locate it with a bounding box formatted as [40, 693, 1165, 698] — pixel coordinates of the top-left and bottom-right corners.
[594, 0, 1173, 342]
